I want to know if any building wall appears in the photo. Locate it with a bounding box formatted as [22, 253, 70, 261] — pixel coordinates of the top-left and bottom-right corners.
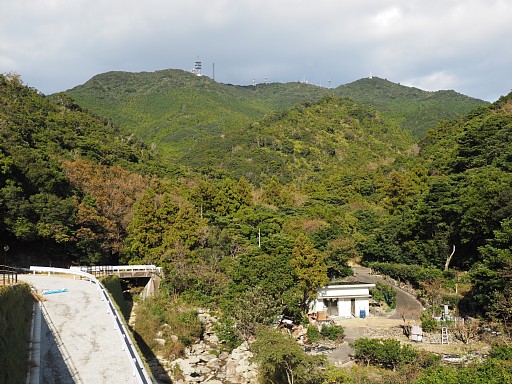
[313, 284, 374, 318]
[317, 285, 373, 298]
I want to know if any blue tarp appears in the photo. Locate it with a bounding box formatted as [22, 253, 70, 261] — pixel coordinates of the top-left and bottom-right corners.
[42, 289, 68, 295]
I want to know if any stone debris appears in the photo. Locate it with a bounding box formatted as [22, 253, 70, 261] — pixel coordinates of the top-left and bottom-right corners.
[157, 310, 259, 384]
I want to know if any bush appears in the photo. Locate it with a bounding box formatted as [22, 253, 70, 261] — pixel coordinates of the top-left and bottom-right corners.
[320, 324, 345, 341]
[420, 311, 438, 333]
[351, 338, 417, 370]
[368, 262, 445, 288]
[214, 318, 242, 350]
[252, 327, 326, 384]
[489, 343, 512, 360]
[307, 325, 320, 342]
[370, 281, 397, 309]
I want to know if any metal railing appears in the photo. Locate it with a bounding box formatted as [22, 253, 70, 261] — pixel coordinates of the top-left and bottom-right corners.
[1, 264, 17, 285]
[69, 265, 162, 277]
[29, 266, 153, 384]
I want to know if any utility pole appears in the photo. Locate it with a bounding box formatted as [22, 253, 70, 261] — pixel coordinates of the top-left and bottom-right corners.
[2, 245, 8, 285]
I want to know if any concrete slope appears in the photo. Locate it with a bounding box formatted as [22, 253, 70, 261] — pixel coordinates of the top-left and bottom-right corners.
[20, 274, 141, 384]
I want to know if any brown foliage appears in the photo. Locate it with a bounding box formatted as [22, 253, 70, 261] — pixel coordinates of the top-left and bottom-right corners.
[62, 159, 150, 254]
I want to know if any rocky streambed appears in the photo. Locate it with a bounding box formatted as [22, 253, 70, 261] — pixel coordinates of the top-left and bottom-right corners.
[148, 311, 259, 384]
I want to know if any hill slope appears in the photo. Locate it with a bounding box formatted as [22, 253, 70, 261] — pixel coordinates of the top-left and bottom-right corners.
[334, 77, 487, 138]
[64, 69, 487, 161]
[182, 95, 415, 185]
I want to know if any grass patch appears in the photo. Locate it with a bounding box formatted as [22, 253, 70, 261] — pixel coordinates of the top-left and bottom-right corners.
[0, 283, 34, 384]
[134, 292, 203, 360]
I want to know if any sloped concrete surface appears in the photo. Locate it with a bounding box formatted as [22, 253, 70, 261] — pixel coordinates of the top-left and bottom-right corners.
[20, 274, 140, 384]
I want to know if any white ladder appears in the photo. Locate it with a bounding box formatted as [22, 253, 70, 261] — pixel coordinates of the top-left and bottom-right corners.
[441, 327, 449, 344]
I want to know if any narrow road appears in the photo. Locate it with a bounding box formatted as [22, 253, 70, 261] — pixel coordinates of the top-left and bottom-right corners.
[353, 273, 423, 320]
[20, 274, 140, 384]
[326, 272, 424, 365]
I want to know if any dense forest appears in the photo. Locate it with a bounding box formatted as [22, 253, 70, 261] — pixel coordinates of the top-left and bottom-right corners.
[65, 69, 485, 161]
[1, 70, 511, 383]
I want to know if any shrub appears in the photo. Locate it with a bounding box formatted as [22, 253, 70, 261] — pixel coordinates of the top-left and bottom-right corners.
[351, 338, 417, 370]
[370, 281, 397, 309]
[320, 324, 345, 341]
[307, 325, 320, 342]
[252, 327, 326, 384]
[489, 343, 512, 360]
[420, 311, 438, 333]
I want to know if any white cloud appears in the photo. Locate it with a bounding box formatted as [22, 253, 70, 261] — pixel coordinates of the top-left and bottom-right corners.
[0, 0, 510, 100]
[403, 71, 458, 92]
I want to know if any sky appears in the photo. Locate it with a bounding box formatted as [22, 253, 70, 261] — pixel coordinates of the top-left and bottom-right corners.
[1, 0, 511, 101]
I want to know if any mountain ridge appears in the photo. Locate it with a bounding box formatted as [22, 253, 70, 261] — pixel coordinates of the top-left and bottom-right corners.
[63, 68, 487, 160]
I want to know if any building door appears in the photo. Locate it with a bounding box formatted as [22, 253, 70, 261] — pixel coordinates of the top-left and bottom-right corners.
[324, 299, 339, 316]
[351, 298, 356, 317]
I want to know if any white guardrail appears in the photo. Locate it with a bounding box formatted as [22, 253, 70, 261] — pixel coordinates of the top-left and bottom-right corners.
[29, 266, 154, 384]
[70, 265, 162, 274]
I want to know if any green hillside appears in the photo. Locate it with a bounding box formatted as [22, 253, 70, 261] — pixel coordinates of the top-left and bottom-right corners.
[2, 71, 512, 383]
[64, 69, 328, 159]
[183, 95, 415, 185]
[334, 77, 487, 138]
[64, 69, 487, 162]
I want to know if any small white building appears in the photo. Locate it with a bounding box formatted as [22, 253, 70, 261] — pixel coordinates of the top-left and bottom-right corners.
[312, 282, 375, 319]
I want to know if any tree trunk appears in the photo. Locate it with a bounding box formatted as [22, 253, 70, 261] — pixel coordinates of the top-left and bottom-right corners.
[445, 244, 456, 271]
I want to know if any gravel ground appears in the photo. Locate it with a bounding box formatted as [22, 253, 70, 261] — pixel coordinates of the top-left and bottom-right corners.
[20, 274, 141, 384]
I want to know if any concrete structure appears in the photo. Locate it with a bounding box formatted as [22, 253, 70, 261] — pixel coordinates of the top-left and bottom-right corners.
[22, 267, 153, 383]
[312, 282, 375, 319]
[70, 264, 162, 278]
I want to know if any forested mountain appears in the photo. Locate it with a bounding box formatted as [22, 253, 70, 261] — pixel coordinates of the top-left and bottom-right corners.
[2, 70, 512, 382]
[64, 69, 486, 162]
[334, 77, 486, 138]
[183, 95, 415, 185]
[0, 73, 166, 265]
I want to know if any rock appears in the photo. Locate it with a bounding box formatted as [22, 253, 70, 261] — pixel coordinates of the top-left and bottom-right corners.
[199, 353, 217, 362]
[154, 338, 166, 346]
[205, 333, 220, 344]
[225, 359, 238, 377]
[187, 355, 200, 364]
[206, 358, 222, 369]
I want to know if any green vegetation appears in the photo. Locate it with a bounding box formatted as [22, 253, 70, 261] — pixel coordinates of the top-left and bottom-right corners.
[65, 70, 486, 163]
[101, 275, 130, 319]
[370, 281, 397, 309]
[334, 77, 486, 138]
[0, 283, 33, 384]
[251, 327, 326, 384]
[319, 324, 345, 341]
[351, 338, 422, 370]
[133, 292, 203, 360]
[1, 70, 511, 383]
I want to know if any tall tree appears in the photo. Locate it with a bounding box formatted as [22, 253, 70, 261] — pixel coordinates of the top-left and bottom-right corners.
[291, 234, 328, 313]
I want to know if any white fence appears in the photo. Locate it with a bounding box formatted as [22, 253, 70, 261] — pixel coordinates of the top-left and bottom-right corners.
[29, 266, 154, 384]
[70, 264, 162, 275]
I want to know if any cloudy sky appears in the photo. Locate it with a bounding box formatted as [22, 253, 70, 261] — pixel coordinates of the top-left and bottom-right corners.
[1, 0, 511, 101]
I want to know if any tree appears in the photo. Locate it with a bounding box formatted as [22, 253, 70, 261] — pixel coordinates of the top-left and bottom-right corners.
[291, 234, 328, 313]
[251, 327, 325, 384]
[228, 286, 283, 341]
[351, 338, 417, 370]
